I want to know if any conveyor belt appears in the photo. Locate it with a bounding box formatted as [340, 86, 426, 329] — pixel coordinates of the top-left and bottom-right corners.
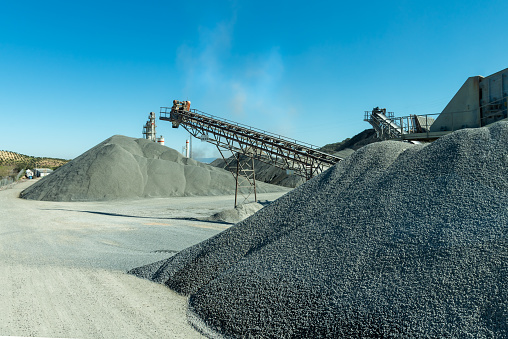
[365, 107, 402, 140]
[160, 103, 344, 180]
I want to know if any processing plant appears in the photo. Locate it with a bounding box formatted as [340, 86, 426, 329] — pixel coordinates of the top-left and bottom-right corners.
[365, 68, 508, 141]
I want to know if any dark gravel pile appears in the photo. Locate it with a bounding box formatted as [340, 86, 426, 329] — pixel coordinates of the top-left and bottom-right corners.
[320, 128, 381, 156]
[19, 135, 286, 201]
[130, 122, 508, 338]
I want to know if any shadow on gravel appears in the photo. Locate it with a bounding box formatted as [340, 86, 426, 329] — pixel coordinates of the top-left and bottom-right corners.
[151, 249, 179, 254]
[40, 209, 234, 225]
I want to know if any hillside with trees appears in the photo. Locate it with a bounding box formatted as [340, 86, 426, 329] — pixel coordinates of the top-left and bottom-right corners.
[0, 150, 69, 183]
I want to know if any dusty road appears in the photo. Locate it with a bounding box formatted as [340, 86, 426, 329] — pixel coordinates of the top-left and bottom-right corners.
[0, 179, 287, 338]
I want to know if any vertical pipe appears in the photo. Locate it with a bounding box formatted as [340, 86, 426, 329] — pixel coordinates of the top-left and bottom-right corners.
[426, 115, 429, 139]
[150, 112, 156, 141]
[185, 140, 190, 158]
[235, 154, 240, 208]
[252, 156, 257, 203]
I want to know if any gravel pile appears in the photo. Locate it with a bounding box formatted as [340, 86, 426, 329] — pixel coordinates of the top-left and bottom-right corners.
[19, 135, 286, 201]
[205, 202, 264, 224]
[130, 122, 508, 338]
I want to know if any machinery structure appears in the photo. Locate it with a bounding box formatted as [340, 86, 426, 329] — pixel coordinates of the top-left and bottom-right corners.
[161, 100, 343, 206]
[142, 112, 157, 141]
[365, 68, 508, 141]
[142, 112, 164, 144]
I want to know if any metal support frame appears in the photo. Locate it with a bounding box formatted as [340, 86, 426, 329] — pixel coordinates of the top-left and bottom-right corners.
[160, 104, 344, 205]
[234, 154, 257, 207]
[216, 147, 257, 207]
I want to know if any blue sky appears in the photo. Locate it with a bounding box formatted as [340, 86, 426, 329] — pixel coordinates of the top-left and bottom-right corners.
[1, 0, 507, 159]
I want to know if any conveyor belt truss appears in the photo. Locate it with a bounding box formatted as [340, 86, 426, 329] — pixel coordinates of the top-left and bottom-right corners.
[160, 103, 343, 205]
[365, 107, 402, 140]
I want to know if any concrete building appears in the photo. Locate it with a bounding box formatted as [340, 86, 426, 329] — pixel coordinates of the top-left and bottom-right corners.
[430, 68, 508, 132]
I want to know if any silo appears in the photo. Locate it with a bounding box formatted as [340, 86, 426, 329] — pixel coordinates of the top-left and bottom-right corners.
[157, 136, 165, 146]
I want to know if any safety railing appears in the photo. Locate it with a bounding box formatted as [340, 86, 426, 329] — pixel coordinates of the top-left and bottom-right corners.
[162, 107, 323, 151]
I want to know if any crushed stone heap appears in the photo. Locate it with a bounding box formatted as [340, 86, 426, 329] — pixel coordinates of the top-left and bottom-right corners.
[130, 122, 508, 338]
[205, 202, 264, 224]
[19, 135, 287, 201]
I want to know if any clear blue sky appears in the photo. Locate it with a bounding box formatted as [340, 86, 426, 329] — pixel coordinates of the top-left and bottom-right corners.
[1, 0, 507, 159]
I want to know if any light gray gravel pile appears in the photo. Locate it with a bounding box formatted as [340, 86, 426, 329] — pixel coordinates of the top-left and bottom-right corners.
[19, 135, 287, 201]
[130, 122, 508, 338]
[205, 202, 264, 224]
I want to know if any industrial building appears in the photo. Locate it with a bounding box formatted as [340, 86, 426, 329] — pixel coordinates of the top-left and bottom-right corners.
[365, 68, 508, 141]
[142, 112, 164, 145]
[34, 168, 53, 177]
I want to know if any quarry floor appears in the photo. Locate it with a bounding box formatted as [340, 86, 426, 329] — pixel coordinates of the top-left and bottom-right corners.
[0, 179, 288, 338]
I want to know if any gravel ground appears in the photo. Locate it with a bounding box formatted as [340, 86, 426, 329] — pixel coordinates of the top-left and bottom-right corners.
[131, 122, 508, 338]
[0, 179, 288, 338]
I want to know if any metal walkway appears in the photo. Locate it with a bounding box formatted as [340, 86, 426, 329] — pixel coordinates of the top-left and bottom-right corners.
[160, 101, 344, 205]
